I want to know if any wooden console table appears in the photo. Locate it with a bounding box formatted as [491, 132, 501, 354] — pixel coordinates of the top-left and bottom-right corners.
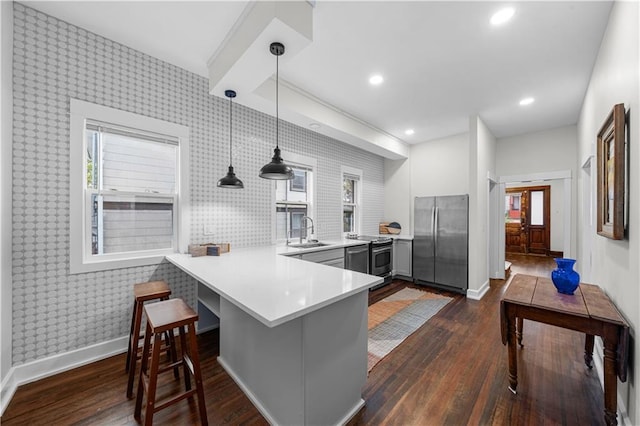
[500, 274, 629, 426]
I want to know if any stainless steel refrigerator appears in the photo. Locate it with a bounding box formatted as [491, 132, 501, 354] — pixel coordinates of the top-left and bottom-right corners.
[413, 194, 468, 294]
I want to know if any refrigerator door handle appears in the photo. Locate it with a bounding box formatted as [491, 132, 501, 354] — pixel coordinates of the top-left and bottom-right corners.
[434, 206, 439, 246]
[431, 206, 436, 237]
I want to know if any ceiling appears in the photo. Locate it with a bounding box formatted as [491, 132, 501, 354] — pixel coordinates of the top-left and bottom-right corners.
[24, 1, 613, 159]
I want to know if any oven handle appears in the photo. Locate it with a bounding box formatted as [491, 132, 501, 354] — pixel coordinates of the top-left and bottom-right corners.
[347, 247, 369, 256]
[372, 246, 391, 254]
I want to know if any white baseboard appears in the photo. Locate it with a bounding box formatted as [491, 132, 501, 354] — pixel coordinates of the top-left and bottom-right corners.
[219, 355, 364, 426]
[466, 280, 489, 300]
[218, 356, 279, 425]
[1, 335, 128, 416]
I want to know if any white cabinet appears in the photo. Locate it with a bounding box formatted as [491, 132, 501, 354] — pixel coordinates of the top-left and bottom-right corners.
[393, 239, 412, 278]
[299, 248, 345, 269]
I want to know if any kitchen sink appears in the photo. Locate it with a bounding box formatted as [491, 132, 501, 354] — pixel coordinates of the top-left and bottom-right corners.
[288, 242, 329, 248]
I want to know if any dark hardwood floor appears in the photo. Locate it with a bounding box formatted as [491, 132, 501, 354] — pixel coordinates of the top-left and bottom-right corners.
[2, 255, 605, 425]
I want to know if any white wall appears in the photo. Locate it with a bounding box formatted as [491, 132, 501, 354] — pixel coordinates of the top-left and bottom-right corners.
[468, 116, 496, 295]
[383, 158, 410, 234]
[496, 125, 580, 258]
[384, 132, 469, 236]
[576, 1, 640, 422]
[0, 0, 13, 394]
[497, 125, 578, 175]
[497, 125, 578, 256]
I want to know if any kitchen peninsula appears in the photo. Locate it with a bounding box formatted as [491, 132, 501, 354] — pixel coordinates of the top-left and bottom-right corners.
[166, 242, 382, 426]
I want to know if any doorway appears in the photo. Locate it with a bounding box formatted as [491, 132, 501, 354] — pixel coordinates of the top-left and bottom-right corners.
[505, 185, 551, 255]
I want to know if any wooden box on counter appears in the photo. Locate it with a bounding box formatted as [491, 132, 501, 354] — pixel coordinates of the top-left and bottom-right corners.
[189, 243, 231, 257]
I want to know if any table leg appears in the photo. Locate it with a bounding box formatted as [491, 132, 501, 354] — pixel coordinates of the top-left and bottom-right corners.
[603, 331, 619, 426]
[516, 317, 524, 347]
[584, 334, 594, 369]
[506, 304, 518, 394]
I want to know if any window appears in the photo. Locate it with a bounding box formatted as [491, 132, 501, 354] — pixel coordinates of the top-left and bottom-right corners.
[70, 100, 190, 273]
[342, 167, 362, 234]
[276, 166, 313, 240]
[274, 153, 316, 243]
[505, 193, 522, 224]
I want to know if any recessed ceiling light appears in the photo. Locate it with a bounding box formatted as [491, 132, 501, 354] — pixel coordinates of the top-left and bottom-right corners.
[369, 74, 384, 85]
[519, 97, 535, 106]
[405, 129, 415, 135]
[490, 7, 515, 26]
[309, 123, 321, 129]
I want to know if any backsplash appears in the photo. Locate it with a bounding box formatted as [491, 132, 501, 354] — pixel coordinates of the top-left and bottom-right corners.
[11, 3, 384, 365]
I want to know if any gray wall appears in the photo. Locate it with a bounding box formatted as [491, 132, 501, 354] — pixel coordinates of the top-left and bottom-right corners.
[11, 3, 384, 365]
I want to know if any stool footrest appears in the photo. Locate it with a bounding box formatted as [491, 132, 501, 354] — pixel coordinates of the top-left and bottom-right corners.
[157, 360, 184, 375]
[153, 389, 198, 413]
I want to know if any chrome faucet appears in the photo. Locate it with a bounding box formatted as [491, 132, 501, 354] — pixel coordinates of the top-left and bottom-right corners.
[300, 216, 314, 244]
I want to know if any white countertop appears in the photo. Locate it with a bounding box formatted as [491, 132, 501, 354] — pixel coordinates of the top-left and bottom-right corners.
[166, 242, 382, 328]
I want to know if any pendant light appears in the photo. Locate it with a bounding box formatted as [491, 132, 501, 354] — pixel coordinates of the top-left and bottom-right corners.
[217, 89, 244, 189]
[259, 42, 294, 180]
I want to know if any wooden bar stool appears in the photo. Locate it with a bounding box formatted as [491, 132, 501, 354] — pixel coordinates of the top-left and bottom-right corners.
[126, 280, 176, 398]
[134, 298, 208, 426]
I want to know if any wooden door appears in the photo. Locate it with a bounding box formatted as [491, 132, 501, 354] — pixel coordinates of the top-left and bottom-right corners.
[505, 186, 551, 255]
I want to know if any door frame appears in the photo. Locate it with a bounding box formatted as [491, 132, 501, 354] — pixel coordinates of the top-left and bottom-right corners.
[505, 185, 551, 255]
[492, 170, 572, 272]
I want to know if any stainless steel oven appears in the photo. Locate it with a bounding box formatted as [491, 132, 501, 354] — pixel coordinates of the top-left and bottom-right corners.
[347, 235, 393, 289]
[370, 239, 393, 277]
[344, 244, 369, 274]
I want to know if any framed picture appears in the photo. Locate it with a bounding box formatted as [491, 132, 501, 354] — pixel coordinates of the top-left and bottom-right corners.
[289, 169, 306, 192]
[597, 103, 626, 240]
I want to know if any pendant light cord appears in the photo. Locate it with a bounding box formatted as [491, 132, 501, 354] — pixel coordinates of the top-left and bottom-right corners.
[275, 53, 279, 150]
[229, 95, 233, 166]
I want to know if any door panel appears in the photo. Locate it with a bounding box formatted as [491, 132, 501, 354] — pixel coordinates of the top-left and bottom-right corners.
[505, 223, 523, 253]
[434, 195, 468, 289]
[413, 197, 435, 283]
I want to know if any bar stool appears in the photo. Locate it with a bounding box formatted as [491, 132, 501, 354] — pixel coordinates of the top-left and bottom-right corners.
[126, 280, 176, 398]
[134, 298, 208, 426]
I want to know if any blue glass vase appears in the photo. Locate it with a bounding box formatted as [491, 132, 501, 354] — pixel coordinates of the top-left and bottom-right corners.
[551, 258, 580, 295]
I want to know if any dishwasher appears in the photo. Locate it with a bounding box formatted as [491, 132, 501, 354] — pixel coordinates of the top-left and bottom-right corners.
[344, 244, 369, 274]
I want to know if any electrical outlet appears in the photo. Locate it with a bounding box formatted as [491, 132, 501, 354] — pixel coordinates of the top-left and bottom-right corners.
[203, 225, 215, 236]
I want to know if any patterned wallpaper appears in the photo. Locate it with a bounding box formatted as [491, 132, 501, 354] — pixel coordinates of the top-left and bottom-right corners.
[11, 3, 384, 365]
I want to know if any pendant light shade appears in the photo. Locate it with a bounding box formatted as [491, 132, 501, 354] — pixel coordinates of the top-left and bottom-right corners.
[217, 90, 244, 189]
[259, 42, 294, 180]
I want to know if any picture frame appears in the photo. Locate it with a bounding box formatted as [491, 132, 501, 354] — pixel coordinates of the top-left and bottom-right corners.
[596, 103, 626, 240]
[289, 169, 306, 192]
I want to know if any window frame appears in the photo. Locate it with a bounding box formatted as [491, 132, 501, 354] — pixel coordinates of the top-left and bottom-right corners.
[342, 166, 363, 235]
[69, 99, 190, 274]
[272, 152, 317, 244]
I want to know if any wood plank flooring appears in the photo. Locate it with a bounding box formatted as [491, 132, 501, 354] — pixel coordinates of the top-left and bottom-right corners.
[2, 255, 605, 425]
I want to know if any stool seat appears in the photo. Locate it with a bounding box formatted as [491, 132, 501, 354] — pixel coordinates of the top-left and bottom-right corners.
[133, 280, 171, 301]
[126, 280, 175, 399]
[134, 298, 208, 426]
[145, 298, 198, 332]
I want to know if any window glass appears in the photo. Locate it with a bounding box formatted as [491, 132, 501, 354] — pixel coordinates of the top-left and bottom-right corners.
[530, 190, 544, 225]
[342, 174, 359, 233]
[505, 193, 521, 224]
[86, 125, 178, 256]
[276, 166, 313, 241]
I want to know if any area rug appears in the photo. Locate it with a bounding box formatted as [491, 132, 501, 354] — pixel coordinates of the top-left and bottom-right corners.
[368, 287, 452, 372]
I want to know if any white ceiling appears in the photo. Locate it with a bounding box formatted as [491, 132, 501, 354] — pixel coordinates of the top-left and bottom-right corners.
[24, 0, 613, 158]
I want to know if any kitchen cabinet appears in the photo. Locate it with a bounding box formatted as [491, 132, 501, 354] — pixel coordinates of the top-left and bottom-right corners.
[393, 239, 413, 278]
[299, 247, 345, 269]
